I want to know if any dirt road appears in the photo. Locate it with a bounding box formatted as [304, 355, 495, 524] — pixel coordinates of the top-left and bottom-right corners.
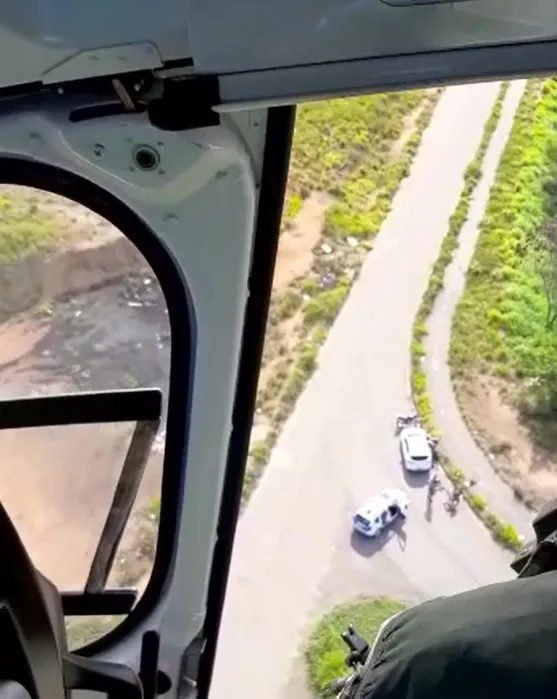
[209, 82, 518, 699]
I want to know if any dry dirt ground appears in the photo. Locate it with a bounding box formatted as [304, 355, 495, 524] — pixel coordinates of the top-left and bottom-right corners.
[0, 186, 170, 596]
[272, 192, 333, 292]
[0, 274, 170, 590]
[456, 375, 557, 510]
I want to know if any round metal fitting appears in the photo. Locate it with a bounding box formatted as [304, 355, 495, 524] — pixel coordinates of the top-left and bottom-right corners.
[132, 144, 160, 171]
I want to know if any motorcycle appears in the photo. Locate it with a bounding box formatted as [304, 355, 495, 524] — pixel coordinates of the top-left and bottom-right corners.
[395, 413, 419, 434]
[444, 489, 462, 515]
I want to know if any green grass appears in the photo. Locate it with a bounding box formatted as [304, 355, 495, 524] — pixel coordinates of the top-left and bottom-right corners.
[450, 78, 557, 452]
[409, 81, 522, 552]
[244, 89, 442, 504]
[0, 192, 60, 261]
[286, 91, 430, 237]
[305, 597, 406, 697]
[66, 615, 125, 650]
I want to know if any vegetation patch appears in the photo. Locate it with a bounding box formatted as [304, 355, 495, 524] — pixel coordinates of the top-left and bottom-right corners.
[66, 615, 125, 650]
[244, 88, 444, 504]
[410, 81, 522, 551]
[0, 190, 61, 261]
[450, 77, 557, 507]
[305, 597, 406, 697]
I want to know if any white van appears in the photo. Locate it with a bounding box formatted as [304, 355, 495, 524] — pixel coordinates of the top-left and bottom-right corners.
[352, 488, 409, 538]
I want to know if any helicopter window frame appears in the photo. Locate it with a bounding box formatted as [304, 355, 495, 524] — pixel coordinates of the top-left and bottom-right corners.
[0, 156, 195, 656]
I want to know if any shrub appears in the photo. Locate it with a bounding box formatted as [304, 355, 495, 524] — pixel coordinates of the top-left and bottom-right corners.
[451, 78, 557, 392]
[249, 440, 271, 467]
[275, 289, 303, 320]
[305, 597, 406, 697]
[469, 493, 487, 512]
[303, 284, 350, 327]
[283, 193, 303, 225]
[0, 193, 62, 261]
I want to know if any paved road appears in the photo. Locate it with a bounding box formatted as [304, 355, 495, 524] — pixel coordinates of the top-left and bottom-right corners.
[209, 83, 515, 699]
[426, 79, 533, 535]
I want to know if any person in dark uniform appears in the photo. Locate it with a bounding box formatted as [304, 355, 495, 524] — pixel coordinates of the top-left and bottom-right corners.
[353, 571, 557, 699]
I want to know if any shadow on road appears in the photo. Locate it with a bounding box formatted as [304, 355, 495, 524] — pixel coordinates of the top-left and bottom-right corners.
[350, 520, 408, 558]
[425, 495, 433, 522]
[424, 494, 445, 522]
[392, 518, 407, 550]
[402, 469, 429, 489]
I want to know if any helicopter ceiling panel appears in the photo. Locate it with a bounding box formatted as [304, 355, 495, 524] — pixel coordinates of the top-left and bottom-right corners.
[1, 0, 557, 94]
[187, 0, 557, 74]
[0, 1, 192, 89]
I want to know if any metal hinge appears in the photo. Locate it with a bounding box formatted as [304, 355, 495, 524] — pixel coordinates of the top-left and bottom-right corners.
[56, 68, 220, 131]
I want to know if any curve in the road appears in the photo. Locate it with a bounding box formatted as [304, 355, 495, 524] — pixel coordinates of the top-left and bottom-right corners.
[209, 83, 516, 699]
[424, 79, 534, 537]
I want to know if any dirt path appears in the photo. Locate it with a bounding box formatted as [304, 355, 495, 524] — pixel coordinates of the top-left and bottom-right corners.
[273, 192, 334, 291]
[209, 83, 514, 699]
[424, 79, 533, 534]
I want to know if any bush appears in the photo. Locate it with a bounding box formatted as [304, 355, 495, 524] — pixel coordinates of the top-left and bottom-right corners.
[0, 192, 61, 261]
[283, 193, 303, 225]
[305, 597, 406, 697]
[469, 492, 487, 512]
[66, 615, 125, 650]
[288, 92, 429, 232]
[275, 289, 303, 320]
[303, 284, 350, 327]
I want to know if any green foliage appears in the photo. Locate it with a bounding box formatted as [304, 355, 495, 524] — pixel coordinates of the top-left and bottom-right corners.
[148, 496, 161, 522]
[283, 193, 303, 225]
[66, 615, 125, 650]
[275, 289, 304, 320]
[408, 81, 522, 552]
[249, 440, 271, 468]
[0, 193, 60, 261]
[450, 78, 557, 443]
[303, 282, 350, 327]
[288, 90, 436, 239]
[282, 337, 320, 406]
[243, 429, 278, 504]
[305, 598, 406, 697]
[468, 492, 487, 512]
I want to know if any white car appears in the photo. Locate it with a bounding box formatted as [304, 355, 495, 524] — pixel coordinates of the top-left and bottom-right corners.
[399, 426, 433, 472]
[352, 488, 409, 538]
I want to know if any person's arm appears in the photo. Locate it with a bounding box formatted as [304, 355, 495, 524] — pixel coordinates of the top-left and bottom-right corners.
[355, 571, 557, 699]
